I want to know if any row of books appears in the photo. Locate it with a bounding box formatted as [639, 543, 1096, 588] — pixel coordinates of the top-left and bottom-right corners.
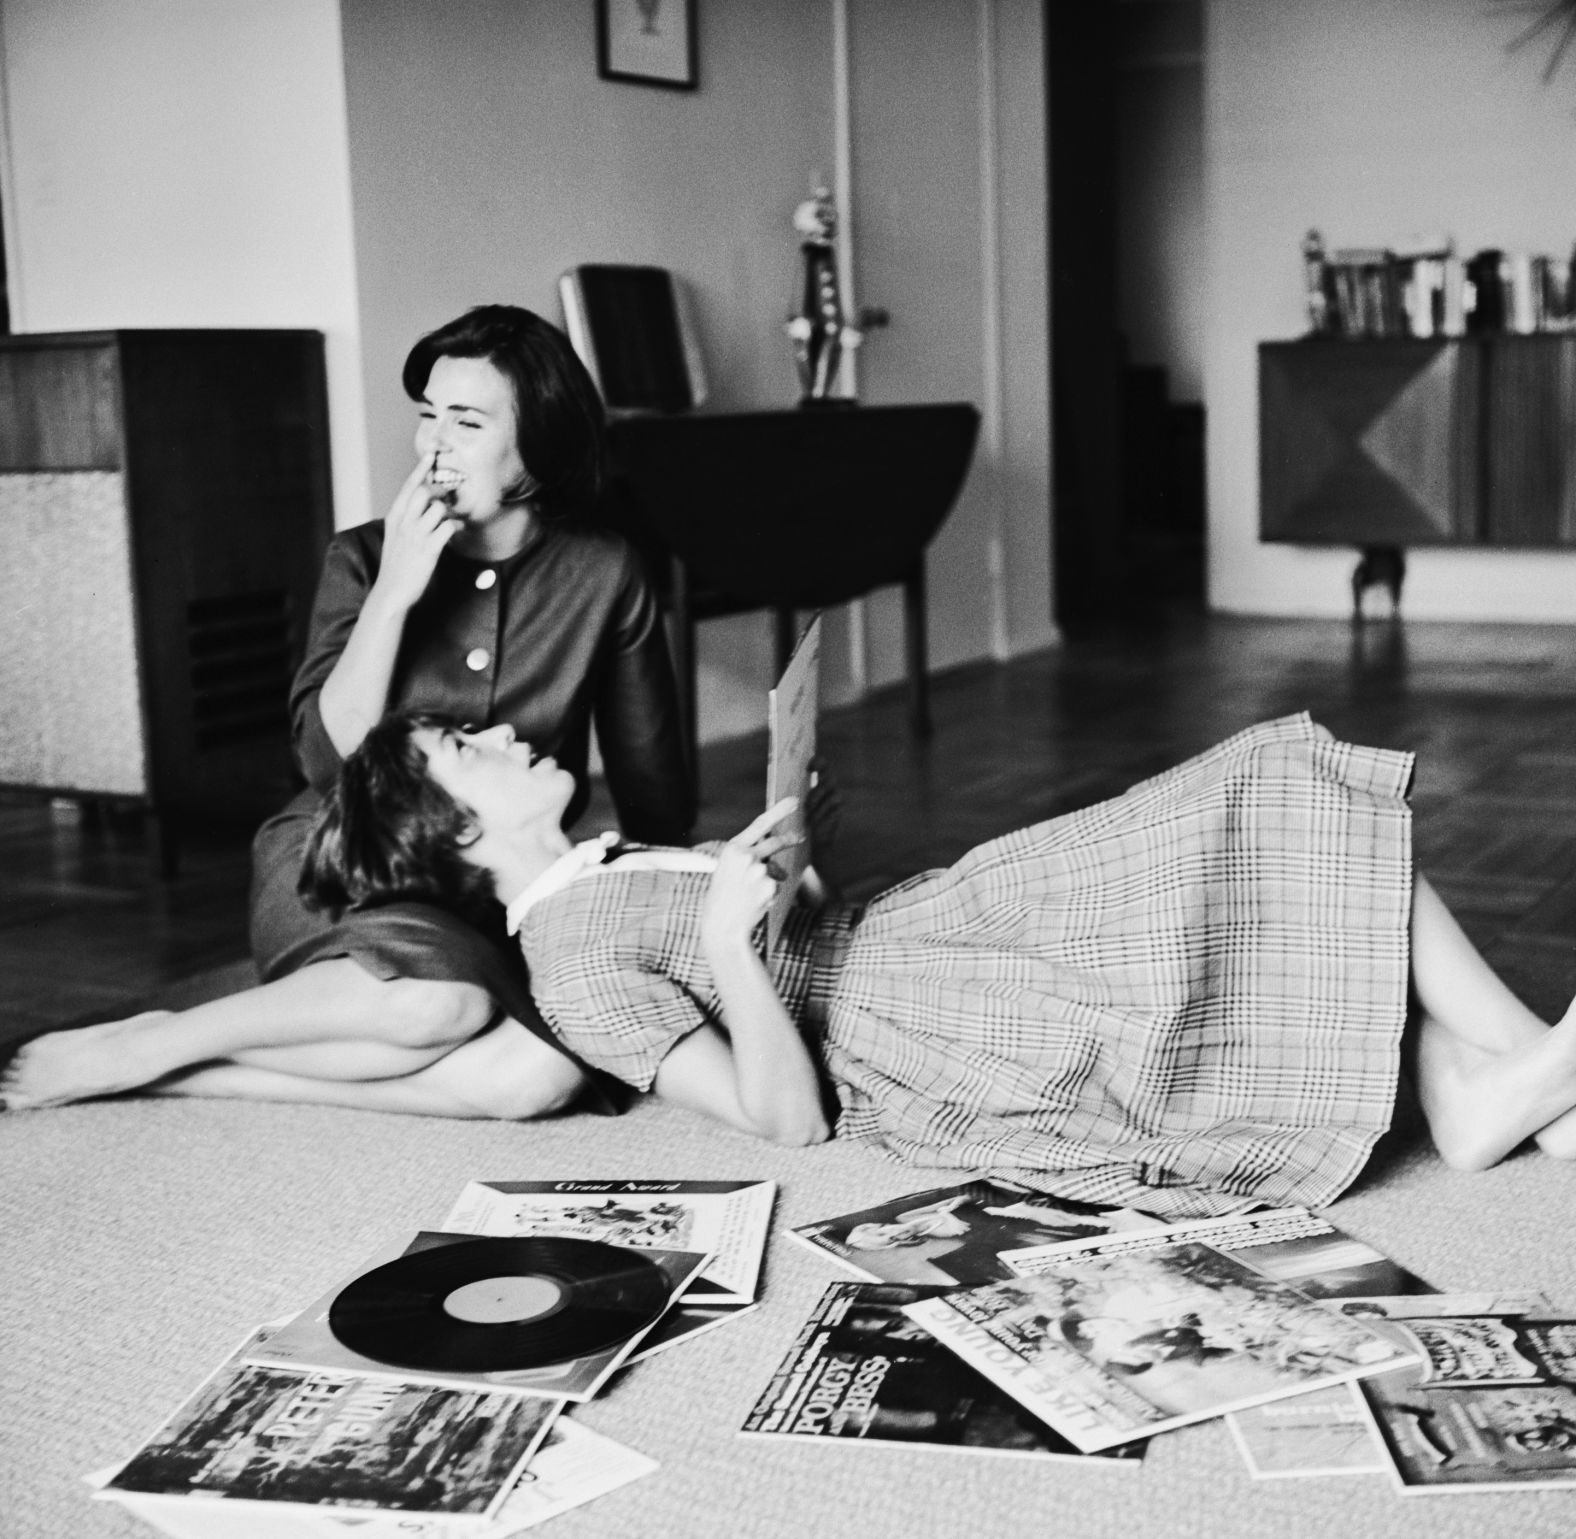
[1302, 235, 1576, 339]
[769, 1181, 1573, 1494]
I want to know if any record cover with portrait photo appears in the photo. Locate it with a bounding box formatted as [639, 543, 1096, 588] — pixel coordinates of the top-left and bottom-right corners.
[789, 1180, 1163, 1287]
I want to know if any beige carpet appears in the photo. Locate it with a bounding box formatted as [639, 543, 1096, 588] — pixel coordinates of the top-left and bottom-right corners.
[3, 1060, 1576, 1538]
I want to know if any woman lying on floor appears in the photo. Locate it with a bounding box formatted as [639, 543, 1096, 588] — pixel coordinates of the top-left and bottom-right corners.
[11, 711, 1576, 1220]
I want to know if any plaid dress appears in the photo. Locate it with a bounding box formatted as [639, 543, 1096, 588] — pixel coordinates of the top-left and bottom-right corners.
[517, 717, 1416, 1220]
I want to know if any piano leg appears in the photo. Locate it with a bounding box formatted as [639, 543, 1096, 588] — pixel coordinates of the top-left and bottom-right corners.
[668, 555, 700, 793]
[904, 558, 932, 737]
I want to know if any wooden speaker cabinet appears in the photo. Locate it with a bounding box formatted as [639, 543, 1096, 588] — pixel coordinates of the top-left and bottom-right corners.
[0, 330, 333, 865]
[1260, 336, 1576, 549]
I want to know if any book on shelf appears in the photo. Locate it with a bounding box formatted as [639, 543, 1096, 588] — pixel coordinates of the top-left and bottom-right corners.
[98, 1323, 559, 1523]
[740, 1280, 1141, 1464]
[245, 1230, 709, 1404]
[902, 1237, 1415, 1454]
[788, 1179, 1164, 1288]
[1301, 235, 1576, 339]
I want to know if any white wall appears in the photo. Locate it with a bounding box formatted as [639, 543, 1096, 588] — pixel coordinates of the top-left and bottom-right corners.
[847, 0, 1055, 683]
[340, 0, 1053, 740]
[0, 0, 1053, 745]
[340, 0, 837, 740]
[1206, 0, 1576, 620]
[0, 0, 369, 532]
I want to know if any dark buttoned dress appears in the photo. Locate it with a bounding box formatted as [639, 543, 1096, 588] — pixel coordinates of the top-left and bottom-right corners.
[248, 518, 692, 1078]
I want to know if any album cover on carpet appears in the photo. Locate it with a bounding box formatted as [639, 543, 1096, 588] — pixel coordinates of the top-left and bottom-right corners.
[1002, 1205, 1432, 1302]
[93, 1395, 659, 1539]
[904, 1239, 1415, 1454]
[246, 1230, 709, 1403]
[100, 1324, 557, 1521]
[788, 1180, 1163, 1287]
[1359, 1357, 1576, 1493]
[1225, 1383, 1388, 1478]
[741, 1281, 1142, 1464]
[628, 1300, 760, 1364]
[442, 1178, 774, 1304]
[1223, 1294, 1554, 1479]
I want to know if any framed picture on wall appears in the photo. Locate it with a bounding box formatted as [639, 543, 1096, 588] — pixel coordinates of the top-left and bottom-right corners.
[597, 0, 697, 91]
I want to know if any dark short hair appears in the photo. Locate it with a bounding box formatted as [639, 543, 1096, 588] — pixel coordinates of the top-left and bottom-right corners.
[401, 304, 607, 523]
[299, 712, 497, 922]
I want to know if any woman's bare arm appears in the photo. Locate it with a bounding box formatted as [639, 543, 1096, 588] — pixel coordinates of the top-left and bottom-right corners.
[652, 800, 830, 1145]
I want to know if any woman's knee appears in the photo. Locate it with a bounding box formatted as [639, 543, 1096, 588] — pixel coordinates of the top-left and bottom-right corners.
[451, 1029, 587, 1120]
[375, 976, 496, 1050]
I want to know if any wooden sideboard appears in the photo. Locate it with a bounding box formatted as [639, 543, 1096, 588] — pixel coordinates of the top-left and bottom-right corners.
[1259, 336, 1576, 548]
[0, 330, 333, 867]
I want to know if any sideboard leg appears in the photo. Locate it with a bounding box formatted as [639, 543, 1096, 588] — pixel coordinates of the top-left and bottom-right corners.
[1350, 544, 1406, 623]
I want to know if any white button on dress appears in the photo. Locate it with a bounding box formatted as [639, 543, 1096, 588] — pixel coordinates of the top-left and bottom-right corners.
[475, 569, 497, 590]
[465, 648, 490, 671]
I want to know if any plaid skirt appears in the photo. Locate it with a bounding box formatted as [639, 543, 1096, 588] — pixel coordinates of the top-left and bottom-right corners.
[816, 715, 1416, 1220]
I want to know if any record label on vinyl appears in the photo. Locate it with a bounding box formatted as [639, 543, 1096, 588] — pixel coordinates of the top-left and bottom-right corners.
[328, 1236, 668, 1371]
[442, 1275, 566, 1324]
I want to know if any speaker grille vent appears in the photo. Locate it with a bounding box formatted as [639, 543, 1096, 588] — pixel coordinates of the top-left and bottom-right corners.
[187, 590, 292, 749]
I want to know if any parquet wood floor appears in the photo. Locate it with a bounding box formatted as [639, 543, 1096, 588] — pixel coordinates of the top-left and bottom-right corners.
[4, 610, 1576, 1034]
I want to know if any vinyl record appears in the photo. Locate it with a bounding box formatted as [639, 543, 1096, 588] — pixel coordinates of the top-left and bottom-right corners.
[328, 1236, 670, 1371]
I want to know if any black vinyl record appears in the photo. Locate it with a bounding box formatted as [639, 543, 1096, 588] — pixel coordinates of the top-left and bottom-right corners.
[328, 1236, 670, 1372]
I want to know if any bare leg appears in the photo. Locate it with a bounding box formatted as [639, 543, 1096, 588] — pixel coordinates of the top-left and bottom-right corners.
[149, 1019, 586, 1120]
[1, 960, 494, 1110]
[1410, 876, 1548, 1053]
[1409, 875, 1576, 1168]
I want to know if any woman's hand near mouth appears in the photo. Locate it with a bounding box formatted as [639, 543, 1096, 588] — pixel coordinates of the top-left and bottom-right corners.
[372, 453, 464, 614]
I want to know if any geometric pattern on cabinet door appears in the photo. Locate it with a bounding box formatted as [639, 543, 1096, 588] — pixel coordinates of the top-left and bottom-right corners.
[1261, 342, 1470, 544]
[1358, 346, 1462, 537]
[0, 471, 146, 795]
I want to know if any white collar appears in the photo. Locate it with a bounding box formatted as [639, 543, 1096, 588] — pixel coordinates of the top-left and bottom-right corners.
[503, 833, 719, 933]
[504, 832, 619, 934]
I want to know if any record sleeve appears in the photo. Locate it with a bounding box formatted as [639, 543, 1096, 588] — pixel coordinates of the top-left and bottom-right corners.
[1002, 1205, 1432, 1301]
[1225, 1383, 1387, 1478]
[99, 1323, 557, 1520]
[247, 1231, 709, 1402]
[442, 1178, 775, 1305]
[1359, 1357, 1576, 1493]
[741, 1282, 1141, 1464]
[628, 1301, 760, 1364]
[788, 1180, 1163, 1287]
[1222, 1296, 1557, 1479]
[904, 1239, 1415, 1454]
[91, 1403, 659, 1539]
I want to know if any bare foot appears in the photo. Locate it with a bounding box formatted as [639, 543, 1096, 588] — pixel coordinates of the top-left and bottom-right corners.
[1, 1012, 177, 1110]
[1534, 1100, 1576, 1159]
[1533, 994, 1576, 1158]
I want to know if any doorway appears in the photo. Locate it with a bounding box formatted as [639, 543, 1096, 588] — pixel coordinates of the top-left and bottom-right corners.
[1047, 0, 1205, 627]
